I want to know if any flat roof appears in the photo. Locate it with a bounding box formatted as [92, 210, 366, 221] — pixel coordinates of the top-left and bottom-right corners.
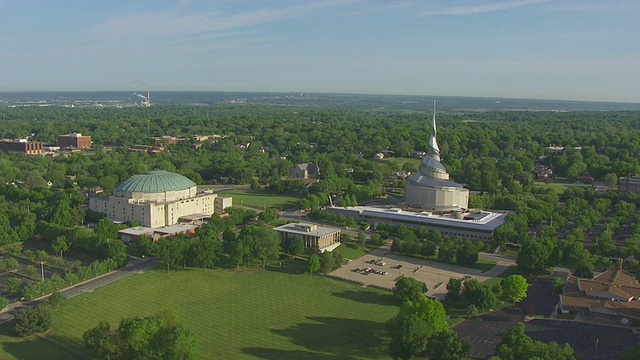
[332, 206, 507, 232]
[118, 226, 154, 236]
[273, 222, 341, 237]
[179, 213, 211, 221]
[154, 224, 198, 235]
[119, 224, 198, 237]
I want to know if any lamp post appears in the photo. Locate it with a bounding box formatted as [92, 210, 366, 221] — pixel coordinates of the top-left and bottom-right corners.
[595, 339, 599, 356]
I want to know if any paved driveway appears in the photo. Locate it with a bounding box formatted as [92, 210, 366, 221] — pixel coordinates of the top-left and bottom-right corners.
[453, 307, 524, 358]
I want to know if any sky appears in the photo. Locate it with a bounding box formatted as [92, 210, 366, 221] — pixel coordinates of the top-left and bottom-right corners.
[1, 0, 639, 102]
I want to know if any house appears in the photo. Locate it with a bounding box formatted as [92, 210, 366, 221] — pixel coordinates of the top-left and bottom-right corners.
[576, 175, 595, 184]
[559, 268, 640, 326]
[289, 163, 320, 179]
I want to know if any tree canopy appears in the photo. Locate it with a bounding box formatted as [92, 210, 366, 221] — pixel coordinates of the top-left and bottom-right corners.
[83, 310, 196, 360]
[501, 275, 530, 304]
[393, 277, 428, 302]
[492, 323, 576, 360]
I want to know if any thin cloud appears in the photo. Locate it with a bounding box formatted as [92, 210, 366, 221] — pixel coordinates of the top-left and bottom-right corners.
[418, 0, 549, 17]
[549, 0, 640, 12]
[91, 0, 359, 41]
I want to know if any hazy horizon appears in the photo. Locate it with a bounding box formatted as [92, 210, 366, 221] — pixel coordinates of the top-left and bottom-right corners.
[2, 1, 639, 103]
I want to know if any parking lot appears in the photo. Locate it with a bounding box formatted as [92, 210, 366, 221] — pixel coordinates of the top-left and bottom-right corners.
[453, 274, 639, 359]
[526, 319, 638, 360]
[328, 244, 511, 298]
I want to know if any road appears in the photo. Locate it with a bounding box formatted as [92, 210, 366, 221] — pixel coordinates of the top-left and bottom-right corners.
[0, 257, 157, 325]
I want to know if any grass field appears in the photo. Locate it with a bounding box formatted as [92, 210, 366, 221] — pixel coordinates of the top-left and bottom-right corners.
[533, 179, 593, 194]
[3, 260, 399, 359]
[221, 189, 303, 211]
[481, 265, 530, 288]
[333, 242, 369, 261]
[394, 252, 497, 273]
[0, 323, 81, 360]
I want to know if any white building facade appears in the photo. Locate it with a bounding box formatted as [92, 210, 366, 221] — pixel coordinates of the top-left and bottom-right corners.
[90, 170, 230, 228]
[405, 103, 469, 211]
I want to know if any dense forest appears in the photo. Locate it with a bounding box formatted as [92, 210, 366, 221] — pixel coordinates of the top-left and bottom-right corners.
[2, 104, 640, 275]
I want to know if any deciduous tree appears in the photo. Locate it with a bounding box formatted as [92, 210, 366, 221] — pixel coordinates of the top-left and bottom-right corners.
[13, 303, 52, 337]
[501, 275, 529, 304]
[387, 313, 430, 360]
[83, 310, 196, 360]
[308, 253, 320, 274]
[393, 277, 427, 302]
[426, 329, 471, 360]
[192, 236, 221, 270]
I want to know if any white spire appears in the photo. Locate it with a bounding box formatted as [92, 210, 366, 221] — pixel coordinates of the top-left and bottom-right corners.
[428, 101, 440, 159]
[432, 100, 437, 137]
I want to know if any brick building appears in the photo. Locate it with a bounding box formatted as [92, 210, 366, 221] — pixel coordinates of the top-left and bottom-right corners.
[0, 139, 44, 154]
[57, 133, 92, 148]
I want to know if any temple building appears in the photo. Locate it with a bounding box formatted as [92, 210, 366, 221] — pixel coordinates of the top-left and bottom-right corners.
[405, 103, 469, 210]
[89, 170, 231, 228]
[327, 102, 506, 241]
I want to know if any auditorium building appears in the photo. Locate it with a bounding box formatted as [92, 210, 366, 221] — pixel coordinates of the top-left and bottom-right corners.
[89, 170, 231, 228]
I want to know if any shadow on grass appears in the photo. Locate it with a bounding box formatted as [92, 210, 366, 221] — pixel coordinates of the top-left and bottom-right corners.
[46, 333, 87, 356]
[0, 324, 83, 360]
[266, 259, 307, 275]
[332, 290, 399, 306]
[243, 316, 389, 360]
[242, 348, 347, 360]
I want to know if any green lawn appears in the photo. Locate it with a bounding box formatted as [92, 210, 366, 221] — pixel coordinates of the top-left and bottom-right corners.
[393, 252, 497, 273]
[481, 265, 531, 288]
[9, 260, 399, 359]
[221, 189, 303, 211]
[533, 179, 593, 194]
[0, 323, 81, 360]
[333, 242, 369, 261]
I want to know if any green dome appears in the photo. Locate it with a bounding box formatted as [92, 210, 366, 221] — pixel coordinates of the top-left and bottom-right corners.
[115, 170, 196, 193]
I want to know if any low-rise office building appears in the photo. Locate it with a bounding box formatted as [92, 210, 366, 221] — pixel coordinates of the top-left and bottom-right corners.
[274, 222, 341, 252]
[328, 206, 506, 241]
[0, 139, 44, 154]
[57, 133, 92, 148]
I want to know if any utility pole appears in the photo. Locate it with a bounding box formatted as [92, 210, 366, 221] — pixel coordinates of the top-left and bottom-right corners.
[40, 261, 45, 282]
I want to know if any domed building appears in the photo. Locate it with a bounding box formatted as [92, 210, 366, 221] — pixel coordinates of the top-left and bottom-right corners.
[90, 170, 231, 228]
[405, 104, 469, 211]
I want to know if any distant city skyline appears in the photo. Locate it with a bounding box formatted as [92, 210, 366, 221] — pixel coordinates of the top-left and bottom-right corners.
[1, 0, 639, 102]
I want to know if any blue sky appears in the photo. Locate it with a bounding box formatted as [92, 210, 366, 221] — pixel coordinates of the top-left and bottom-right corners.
[1, 0, 639, 102]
